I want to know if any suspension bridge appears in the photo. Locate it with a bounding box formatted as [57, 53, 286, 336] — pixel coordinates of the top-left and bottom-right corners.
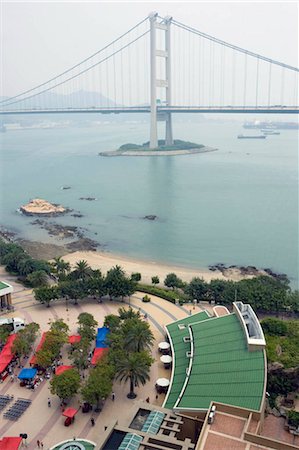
[1, 12, 298, 147]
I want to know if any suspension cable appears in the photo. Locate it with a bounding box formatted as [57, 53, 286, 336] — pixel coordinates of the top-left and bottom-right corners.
[171, 19, 299, 73]
[0, 17, 149, 105]
[1, 30, 149, 109]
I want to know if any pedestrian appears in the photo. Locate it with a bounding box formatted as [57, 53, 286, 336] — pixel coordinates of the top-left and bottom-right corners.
[48, 398, 51, 407]
[189, 310, 192, 315]
[111, 392, 115, 401]
[91, 417, 95, 426]
[37, 440, 40, 448]
[104, 426, 107, 431]
[146, 397, 150, 403]
[40, 443, 44, 449]
[10, 374, 14, 382]
[155, 394, 159, 400]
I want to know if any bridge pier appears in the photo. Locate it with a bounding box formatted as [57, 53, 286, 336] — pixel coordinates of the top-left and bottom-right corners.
[149, 13, 173, 148]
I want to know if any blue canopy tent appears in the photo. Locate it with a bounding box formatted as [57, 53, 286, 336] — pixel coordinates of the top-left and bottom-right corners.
[95, 327, 109, 348]
[18, 368, 37, 380]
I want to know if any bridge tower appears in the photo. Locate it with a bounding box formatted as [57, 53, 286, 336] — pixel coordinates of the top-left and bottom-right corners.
[149, 13, 173, 149]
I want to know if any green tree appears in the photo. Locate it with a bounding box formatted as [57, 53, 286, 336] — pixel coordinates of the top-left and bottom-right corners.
[51, 257, 71, 280]
[27, 270, 48, 287]
[50, 318, 69, 336]
[34, 286, 59, 307]
[103, 314, 121, 332]
[71, 260, 93, 281]
[35, 349, 53, 369]
[2, 248, 25, 273]
[12, 322, 40, 359]
[184, 277, 208, 302]
[261, 318, 288, 336]
[77, 312, 98, 342]
[69, 338, 90, 371]
[115, 351, 153, 399]
[118, 307, 141, 320]
[208, 279, 228, 304]
[87, 272, 106, 299]
[50, 368, 80, 402]
[81, 359, 114, 410]
[164, 273, 184, 290]
[17, 257, 36, 276]
[104, 265, 130, 300]
[123, 319, 154, 353]
[0, 325, 11, 346]
[131, 272, 141, 282]
[151, 276, 159, 285]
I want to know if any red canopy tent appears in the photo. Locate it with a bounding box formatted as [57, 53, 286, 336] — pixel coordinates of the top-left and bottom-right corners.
[55, 365, 74, 376]
[29, 332, 47, 365]
[68, 335, 81, 344]
[91, 347, 109, 365]
[62, 408, 78, 418]
[0, 334, 17, 375]
[0, 437, 22, 450]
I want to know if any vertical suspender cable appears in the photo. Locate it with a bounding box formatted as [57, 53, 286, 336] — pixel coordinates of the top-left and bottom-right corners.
[106, 48, 109, 107]
[209, 40, 212, 107]
[232, 50, 236, 106]
[280, 66, 285, 106]
[113, 44, 117, 106]
[267, 62, 272, 108]
[243, 53, 247, 109]
[255, 57, 260, 108]
[198, 35, 201, 107]
[121, 42, 124, 106]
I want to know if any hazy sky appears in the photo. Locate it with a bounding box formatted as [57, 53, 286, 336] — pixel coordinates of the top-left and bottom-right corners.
[1, 1, 298, 97]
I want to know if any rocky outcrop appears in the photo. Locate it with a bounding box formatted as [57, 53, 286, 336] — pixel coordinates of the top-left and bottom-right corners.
[20, 198, 68, 216]
[143, 215, 157, 221]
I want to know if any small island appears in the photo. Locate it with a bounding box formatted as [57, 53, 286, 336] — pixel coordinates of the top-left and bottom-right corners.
[20, 198, 68, 216]
[99, 139, 218, 156]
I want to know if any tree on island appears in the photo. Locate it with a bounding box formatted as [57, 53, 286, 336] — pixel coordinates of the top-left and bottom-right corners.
[50, 368, 81, 402]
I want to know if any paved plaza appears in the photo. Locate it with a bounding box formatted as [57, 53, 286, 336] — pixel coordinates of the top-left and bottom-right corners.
[0, 266, 210, 449]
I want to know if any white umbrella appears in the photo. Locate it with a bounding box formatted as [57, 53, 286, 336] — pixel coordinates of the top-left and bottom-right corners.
[156, 378, 170, 387]
[160, 355, 172, 364]
[158, 342, 170, 350]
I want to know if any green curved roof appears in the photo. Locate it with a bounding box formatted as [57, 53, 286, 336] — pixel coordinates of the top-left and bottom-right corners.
[164, 312, 266, 412]
[164, 311, 210, 409]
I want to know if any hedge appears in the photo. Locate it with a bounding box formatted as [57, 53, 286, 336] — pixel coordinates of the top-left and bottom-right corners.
[137, 283, 187, 304]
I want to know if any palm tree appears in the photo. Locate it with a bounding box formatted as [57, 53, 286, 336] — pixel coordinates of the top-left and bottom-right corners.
[115, 351, 153, 399]
[27, 270, 48, 287]
[123, 320, 154, 353]
[17, 257, 35, 276]
[72, 260, 92, 281]
[51, 257, 71, 280]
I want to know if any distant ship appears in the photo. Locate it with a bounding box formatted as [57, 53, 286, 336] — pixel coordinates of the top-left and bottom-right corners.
[261, 130, 280, 135]
[244, 121, 298, 130]
[238, 134, 266, 139]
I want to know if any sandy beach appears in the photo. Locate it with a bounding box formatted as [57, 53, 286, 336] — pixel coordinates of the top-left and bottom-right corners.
[62, 249, 266, 284]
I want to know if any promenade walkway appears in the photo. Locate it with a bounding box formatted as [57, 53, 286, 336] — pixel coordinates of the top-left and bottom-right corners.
[0, 266, 212, 449]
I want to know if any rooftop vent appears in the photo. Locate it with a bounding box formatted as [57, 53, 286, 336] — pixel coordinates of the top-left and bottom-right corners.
[183, 336, 191, 343]
[178, 324, 186, 330]
[186, 351, 192, 358]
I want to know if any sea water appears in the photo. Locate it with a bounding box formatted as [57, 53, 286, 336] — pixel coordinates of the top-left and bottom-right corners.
[0, 116, 298, 288]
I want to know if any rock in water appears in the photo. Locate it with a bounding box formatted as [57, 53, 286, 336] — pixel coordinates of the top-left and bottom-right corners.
[20, 198, 67, 216]
[143, 215, 157, 221]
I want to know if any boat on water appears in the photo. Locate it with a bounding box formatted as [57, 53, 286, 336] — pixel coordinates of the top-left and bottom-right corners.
[237, 134, 266, 139]
[261, 130, 280, 135]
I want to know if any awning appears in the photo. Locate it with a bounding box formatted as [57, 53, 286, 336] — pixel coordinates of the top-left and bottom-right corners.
[18, 368, 37, 380]
[68, 335, 81, 344]
[0, 355, 13, 373]
[160, 355, 172, 364]
[55, 365, 74, 376]
[0, 437, 22, 450]
[91, 348, 109, 365]
[158, 342, 170, 350]
[62, 408, 78, 418]
[95, 327, 109, 348]
[30, 332, 47, 365]
[156, 378, 170, 387]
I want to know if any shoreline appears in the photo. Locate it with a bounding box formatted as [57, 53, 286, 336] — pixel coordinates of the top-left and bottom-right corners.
[99, 146, 218, 157]
[6, 236, 269, 284]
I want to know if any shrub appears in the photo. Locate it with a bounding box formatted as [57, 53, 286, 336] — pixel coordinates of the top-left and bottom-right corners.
[142, 295, 151, 303]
